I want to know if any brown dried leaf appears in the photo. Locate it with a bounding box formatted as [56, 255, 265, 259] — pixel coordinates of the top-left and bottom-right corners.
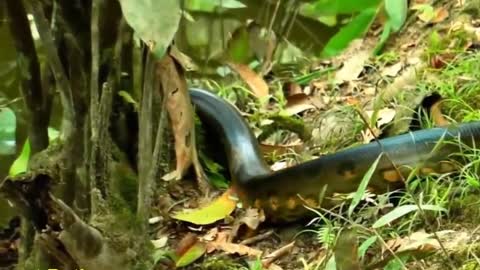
[206, 231, 263, 257]
[285, 93, 316, 115]
[158, 54, 208, 192]
[259, 142, 304, 156]
[227, 62, 269, 98]
[431, 7, 449, 23]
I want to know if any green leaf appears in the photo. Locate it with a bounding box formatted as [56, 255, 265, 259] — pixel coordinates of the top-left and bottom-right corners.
[0, 107, 16, 155]
[348, 153, 382, 218]
[321, 8, 377, 57]
[358, 235, 377, 258]
[9, 139, 30, 176]
[119, 0, 181, 58]
[185, 0, 245, 13]
[172, 189, 237, 225]
[118, 91, 139, 111]
[175, 241, 206, 267]
[373, 22, 392, 55]
[300, 0, 381, 16]
[385, 0, 408, 32]
[225, 27, 253, 64]
[373, 204, 446, 228]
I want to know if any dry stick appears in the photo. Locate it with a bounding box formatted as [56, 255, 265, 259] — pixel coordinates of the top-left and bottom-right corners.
[28, 0, 76, 136]
[240, 230, 274, 245]
[137, 52, 155, 225]
[262, 241, 295, 267]
[354, 107, 456, 270]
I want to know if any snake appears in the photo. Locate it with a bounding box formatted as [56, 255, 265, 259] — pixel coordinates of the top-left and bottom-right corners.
[190, 88, 480, 222]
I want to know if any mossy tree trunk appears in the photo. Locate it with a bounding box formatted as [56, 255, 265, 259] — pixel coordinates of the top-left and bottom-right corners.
[0, 0, 170, 269]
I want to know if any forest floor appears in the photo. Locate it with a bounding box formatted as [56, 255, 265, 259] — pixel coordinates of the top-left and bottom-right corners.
[161, 1, 480, 270]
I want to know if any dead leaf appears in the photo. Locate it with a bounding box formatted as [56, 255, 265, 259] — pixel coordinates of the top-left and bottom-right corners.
[285, 93, 316, 115]
[170, 45, 198, 72]
[171, 188, 237, 225]
[381, 62, 404, 77]
[206, 230, 263, 257]
[227, 62, 269, 98]
[151, 236, 168, 249]
[158, 54, 209, 193]
[210, 241, 263, 257]
[414, 4, 449, 24]
[283, 81, 303, 96]
[259, 142, 304, 156]
[334, 50, 370, 84]
[431, 7, 449, 23]
[239, 208, 265, 230]
[366, 108, 396, 127]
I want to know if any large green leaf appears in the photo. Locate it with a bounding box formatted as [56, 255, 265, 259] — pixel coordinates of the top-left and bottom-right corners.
[385, 0, 408, 32]
[0, 107, 16, 155]
[321, 8, 377, 57]
[119, 0, 181, 58]
[301, 0, 381, 16]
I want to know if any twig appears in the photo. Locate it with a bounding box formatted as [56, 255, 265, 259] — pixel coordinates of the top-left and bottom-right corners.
[240, 230, 274, 245]
[262, 241, 295, 267]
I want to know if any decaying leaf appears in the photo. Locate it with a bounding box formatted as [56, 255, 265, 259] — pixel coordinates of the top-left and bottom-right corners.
[171, 188, 237, 225]
[412, 4, 449, 24]
[362, 108, 396, 142]
[259, 142, 304, 157]
[227, 62, 269, 98]
[334, 50, 370, 84]
[381, 62, 403, 77]
[158, 53, 209, 192]
[206, 230, 263, 257]
[285, 93, 316, 115]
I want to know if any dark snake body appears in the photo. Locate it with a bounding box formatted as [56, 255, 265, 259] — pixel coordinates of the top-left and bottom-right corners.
[190, 88, 480, 222]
